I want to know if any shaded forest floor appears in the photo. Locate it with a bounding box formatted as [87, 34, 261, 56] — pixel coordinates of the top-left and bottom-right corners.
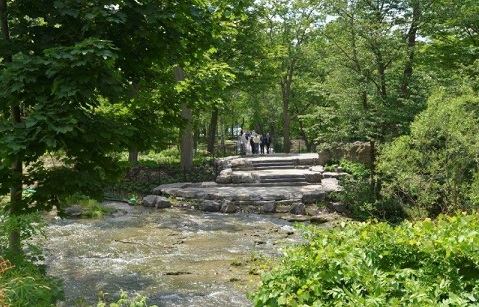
[105, 161, 217, 198]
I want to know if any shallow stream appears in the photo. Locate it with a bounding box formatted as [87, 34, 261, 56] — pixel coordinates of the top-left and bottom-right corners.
[37, 202, 304, 306]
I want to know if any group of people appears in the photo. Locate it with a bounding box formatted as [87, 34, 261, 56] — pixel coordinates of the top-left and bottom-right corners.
[239, 130, 272, 155]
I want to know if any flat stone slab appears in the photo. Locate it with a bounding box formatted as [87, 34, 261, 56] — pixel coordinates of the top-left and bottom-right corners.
[154, 183, 338, 202]
[151, 154, 343, 214]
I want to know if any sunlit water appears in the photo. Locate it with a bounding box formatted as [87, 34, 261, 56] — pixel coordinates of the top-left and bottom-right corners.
[36, 202, 303, 306]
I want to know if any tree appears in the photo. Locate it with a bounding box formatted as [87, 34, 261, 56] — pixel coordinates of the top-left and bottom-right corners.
[0, 0, 217, 254]
[258, 0, 327, 153]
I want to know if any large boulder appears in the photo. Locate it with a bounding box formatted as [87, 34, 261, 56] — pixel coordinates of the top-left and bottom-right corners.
[216, 169, 233, 184]
[221, 201, 238, 213]
[318, 142, 372, 168]
[200, 200, 221, 212]
[289, 203, 306, 215]
[142, 195, 173, 209]
[231, 172, 257, 184]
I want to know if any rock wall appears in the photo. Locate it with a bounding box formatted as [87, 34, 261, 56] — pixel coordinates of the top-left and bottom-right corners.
[317, 142, 372, 167]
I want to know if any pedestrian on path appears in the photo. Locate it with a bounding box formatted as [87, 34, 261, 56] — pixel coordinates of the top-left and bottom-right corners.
[259, 134, 265, 154]
[253, 133, 260, 154]
[264, 133, 272, 154]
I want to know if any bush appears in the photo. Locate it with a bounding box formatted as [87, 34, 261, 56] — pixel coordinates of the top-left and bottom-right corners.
[0, 256, 64, 306]
[96, 290, 157, 307]
[327, 160, 407, 222]
[250, 212, 479, 306]
[378, 90, 479, 219]
[61, 193, 114, 218]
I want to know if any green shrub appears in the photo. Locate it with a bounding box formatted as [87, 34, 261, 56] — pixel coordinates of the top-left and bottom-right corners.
[326, 160, 407, 222]
[378, 90, 479, 218]
[96, 290, 157, 307]
[250, 212, 479, 306]
[62, 193, 114, 218]
[0, 256, 64, 306]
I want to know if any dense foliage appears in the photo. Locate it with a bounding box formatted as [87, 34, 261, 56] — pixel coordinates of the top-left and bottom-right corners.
[251, 212, 479, 306]
[378, 89, 479, 219]
[2, 0, 479, 305]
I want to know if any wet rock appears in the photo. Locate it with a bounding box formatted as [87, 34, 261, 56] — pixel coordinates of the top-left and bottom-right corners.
[221, 202, 237, 213]
[201, 181, 218, 188]
[304, 172, 322, 183]
[142, 195, 172, 209]
[330, 202, 349, 214]
[302, 191, 326, 204]
[152, 182, 189, 195]
[254, 239, 266, 245]
[216, 169, 232, 184]
[64, 205, 87, 218]
[289, 203, 306, 215]
[201, 200, 221, 212]
[263, 202, 276, 213]
[164, 271, 192, 276]
[275, 205, 291, 213]
[282, 215, 311, 222]
[309, 216, 330, 224]
[231, 173, 256, 184]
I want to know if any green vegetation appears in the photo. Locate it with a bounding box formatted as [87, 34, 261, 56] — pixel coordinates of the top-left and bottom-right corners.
[250, 212, 479, 306]
[106, 149, 216, 198]
[378, 90, 479, 219]
[61, 193, 114, 219]
[1, 0, 479, 305]
[95, 290, 158, 307]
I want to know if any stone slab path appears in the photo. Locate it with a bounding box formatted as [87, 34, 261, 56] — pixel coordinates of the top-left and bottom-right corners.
[152, 153, 344, 215]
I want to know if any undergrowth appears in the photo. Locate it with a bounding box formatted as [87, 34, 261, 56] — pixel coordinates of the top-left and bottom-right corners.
[250, 212, 479, 306]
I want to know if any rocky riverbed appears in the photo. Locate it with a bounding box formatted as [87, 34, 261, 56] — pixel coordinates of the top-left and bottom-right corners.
[36, 201, 334, 306]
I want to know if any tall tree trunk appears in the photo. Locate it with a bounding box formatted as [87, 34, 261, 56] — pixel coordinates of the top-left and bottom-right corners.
[128, 150, 139, 165]
[180, 103, 193, 170]
[298, 119, 312, 152]
[2, 0, 23, 254]
[173, 66, 193, 171]
[281, 58, 297, 153]
[9, 106, 23, 255]
[207, 105, 218, 154]
[128, 80, 140, 164]
[400, 1, 420, 98]
[376, 51, 387, 100]
[193, 128, 199, 153]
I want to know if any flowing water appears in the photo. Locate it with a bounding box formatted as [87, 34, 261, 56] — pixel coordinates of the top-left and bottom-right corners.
[37, 202, 304, 306]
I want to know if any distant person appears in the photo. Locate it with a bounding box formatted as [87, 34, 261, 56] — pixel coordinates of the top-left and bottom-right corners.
[253, 133, 260, 154]
[259, 134, 265, 154]
[250, 133, 256, 154]
[244, 131, 252, 155]
[264, 133, 272, 154]
[240, 131, 248, 154]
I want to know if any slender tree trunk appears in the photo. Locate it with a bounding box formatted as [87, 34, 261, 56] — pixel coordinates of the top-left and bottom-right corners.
[128, 80, 140, 164]
[207, 105, 218, 154]
[128, 150, 139, 165]
[193, 128, 199, 153]
[376, 51, 387, 100]
[180, 103, 193, 170]
[2, 0, 23, 254]
[281, 58, 296, 154]
[400, 1, 420, 98]
[298, 119, 312, 152]
[173, 66, 193, 171]
[282, 92, 291, 153]
[9, 106, 23, 255]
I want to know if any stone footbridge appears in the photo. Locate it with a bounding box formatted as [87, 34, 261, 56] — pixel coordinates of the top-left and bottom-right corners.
[148, 153, 346, 216]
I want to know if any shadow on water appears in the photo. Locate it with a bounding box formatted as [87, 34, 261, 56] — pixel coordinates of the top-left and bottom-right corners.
[36, 202, 302, 307]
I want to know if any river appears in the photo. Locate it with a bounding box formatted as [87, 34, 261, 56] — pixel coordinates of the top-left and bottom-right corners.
[36, 201, 304, 306]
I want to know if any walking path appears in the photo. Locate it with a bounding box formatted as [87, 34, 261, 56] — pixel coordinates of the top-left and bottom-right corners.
[151, 153, 345, 216]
